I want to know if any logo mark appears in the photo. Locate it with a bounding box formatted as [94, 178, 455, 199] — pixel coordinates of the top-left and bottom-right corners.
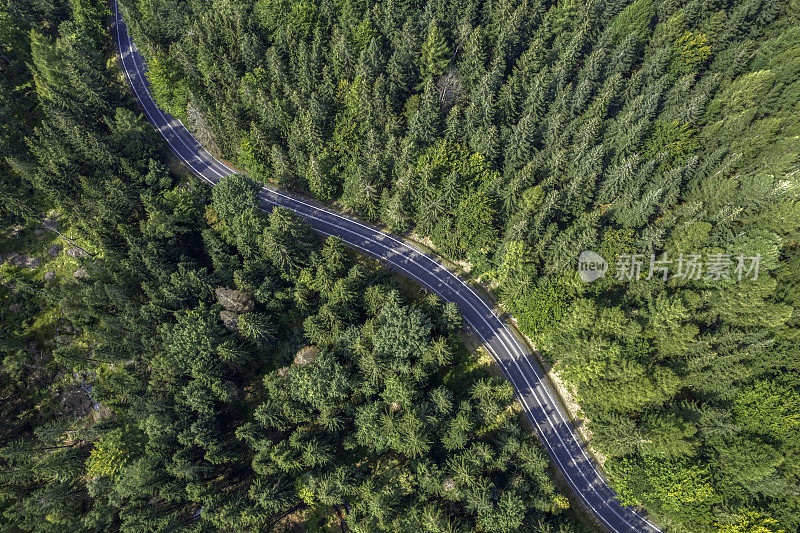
[578, 251, 607, 282]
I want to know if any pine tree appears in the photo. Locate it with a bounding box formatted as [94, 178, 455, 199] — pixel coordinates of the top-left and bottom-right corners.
[419, 19, 450, 84]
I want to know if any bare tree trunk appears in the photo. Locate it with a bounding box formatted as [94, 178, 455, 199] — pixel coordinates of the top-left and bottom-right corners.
[334, 504, 348, 533]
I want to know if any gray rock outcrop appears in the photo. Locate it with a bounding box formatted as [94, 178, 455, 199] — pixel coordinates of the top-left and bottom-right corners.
[67, 247, 88, 258]
[214, 287, 255, 313]
[293, 346, 320, 367]
[219, 310, 239, 331]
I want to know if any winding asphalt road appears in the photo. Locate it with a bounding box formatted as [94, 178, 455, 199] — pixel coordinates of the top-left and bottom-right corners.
[113, 4, 660, 532]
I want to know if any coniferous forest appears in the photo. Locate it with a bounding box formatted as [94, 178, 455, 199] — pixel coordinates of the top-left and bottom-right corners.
[1, 0, 799, 531]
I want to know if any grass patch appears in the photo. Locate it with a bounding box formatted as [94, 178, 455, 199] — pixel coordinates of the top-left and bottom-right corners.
[0, 216, 100, 284]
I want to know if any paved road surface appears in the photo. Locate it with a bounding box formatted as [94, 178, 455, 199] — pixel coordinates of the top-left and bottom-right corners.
[113, 3, 661, 531]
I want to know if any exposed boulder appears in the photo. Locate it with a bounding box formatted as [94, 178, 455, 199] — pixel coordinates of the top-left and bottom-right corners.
[48, 244, 61, 257]
[44, 270, 56, 281]
[293, 346, 320, 367]
[215, 287, 254, 313]
[66, 247, 87, 258]
[4, 253, 25, 266]
[42, 215, 61, 229]
[219, 310, 239, 331]
[26, 257, 41, 269]
[73, 268, 89, 280]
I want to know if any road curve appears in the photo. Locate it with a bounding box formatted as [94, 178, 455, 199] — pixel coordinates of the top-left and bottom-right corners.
[113, 4, 660, 532]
